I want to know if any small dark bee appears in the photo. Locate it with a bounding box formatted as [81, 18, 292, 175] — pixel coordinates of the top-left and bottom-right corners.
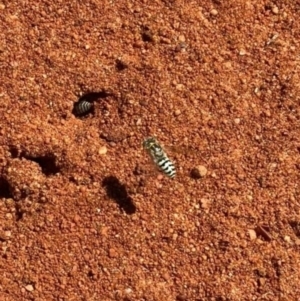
[73, 100, 94, 116]
[143, 137, 176, 179]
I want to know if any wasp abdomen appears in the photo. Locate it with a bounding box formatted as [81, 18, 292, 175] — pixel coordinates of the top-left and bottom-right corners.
[157, 157, 176, 178]
[73, 100, 94, 116]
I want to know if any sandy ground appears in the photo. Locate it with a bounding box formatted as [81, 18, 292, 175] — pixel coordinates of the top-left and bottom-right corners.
[0, 1, 300, 300]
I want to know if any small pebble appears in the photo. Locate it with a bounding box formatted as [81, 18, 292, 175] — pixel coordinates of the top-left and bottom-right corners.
[223, 61, 232, 69]
[248, 229, 257, 240]
[178, 35, 186, 42]
[157, 174, 164, 180]
[108, 248, 118, 258]
[272, 6, 279, 14]
[176, 84, 184, 91]
[198, 165, 208, 177]
[6, 213, 13, 219]
[210, 9, 218, 16]
[25, 285, 34, 292]
[124, 288, 132, 294]
[99, 146, 107, 155]
[239, 49, 246, 56]
[234, 118, 241, 124]
[4, 231, 11, 238]
[200, 198, 211, 209]
[174, 109, 181, 116]
[246, 194, 253, 201]
[258, 278, 266, 287]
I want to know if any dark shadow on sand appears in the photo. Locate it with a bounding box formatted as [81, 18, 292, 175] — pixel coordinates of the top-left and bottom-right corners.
[102, 176, 136, 214]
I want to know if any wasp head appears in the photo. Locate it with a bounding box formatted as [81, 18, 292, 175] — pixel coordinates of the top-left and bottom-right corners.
[142, 137, 157, 150]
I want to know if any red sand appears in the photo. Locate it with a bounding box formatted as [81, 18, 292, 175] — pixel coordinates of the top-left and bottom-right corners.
[0, 1, 300, 300]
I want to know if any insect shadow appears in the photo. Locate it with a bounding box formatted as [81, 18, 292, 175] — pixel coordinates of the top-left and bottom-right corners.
[102, 176, 136, 214]
[72, 91, 110, 117]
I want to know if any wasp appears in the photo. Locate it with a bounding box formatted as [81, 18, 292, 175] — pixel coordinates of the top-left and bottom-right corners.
[143, 137, 176, 179]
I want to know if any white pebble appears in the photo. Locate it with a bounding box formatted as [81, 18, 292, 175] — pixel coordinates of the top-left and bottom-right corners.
[25, 285, 34, 292]
[234, 118, 241, 124]
[99, 146, 107, 155]
[210, 9, 218, 16]
[197, 165, 208, 177]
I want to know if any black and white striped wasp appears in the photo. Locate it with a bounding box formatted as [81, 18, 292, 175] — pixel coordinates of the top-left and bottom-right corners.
[143, 137, 176, 179]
